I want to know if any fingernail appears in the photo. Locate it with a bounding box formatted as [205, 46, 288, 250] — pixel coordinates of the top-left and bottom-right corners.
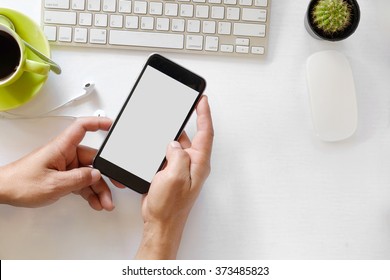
[91, 169, 101, 181]
[170, 141, 182, 149]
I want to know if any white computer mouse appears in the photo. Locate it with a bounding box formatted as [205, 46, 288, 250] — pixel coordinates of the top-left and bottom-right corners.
[306, 50, 358, 142]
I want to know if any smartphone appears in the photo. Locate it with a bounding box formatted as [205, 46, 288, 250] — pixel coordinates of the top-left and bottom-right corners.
[93, 54, 206, 194]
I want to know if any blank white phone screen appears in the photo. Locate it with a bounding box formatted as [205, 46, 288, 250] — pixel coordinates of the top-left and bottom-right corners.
[100, 65, 199, 183]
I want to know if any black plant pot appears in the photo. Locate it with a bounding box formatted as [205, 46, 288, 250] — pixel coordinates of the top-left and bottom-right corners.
[304, 0, 360, 41]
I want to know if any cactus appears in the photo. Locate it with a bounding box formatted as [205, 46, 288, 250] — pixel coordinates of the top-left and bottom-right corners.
[312, 0, 352, 34]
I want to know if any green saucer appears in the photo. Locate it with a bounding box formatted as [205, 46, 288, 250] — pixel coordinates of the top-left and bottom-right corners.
[0, 8, 51, 111]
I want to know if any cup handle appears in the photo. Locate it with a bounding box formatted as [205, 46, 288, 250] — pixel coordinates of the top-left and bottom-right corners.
[23, 59, 50, 76]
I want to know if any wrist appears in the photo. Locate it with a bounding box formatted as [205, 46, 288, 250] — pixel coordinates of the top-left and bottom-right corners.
[0, 165, 8, 204]
[136, 219, 186, 260]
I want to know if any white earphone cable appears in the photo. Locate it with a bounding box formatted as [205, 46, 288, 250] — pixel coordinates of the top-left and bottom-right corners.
[0, 82, 95, 120]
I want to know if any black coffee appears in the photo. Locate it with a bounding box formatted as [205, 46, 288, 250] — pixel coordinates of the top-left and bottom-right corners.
[0, 30, 21, 80]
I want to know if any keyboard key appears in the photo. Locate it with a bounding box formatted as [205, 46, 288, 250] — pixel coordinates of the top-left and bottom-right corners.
[242, 8, 267, 22]
[202, 21, 216, 34]
[226, 7, 240, 20]
[195, 5, 209, 18]
[165, 3, 178, 16]
[220, 44, 233, 52]
[205, 36, 218, 51]
[254, 0, 268, 7]
[134, 1, 147, 14]
[87, 0, 101, 11]
[44, 11, 77, 25]
[233, 22, 266, 37]
[172, 19, 185, 32]
[236, 38, 249, 45]
[79, 13, 92, 26]
[236, 45, 249, 53]
[119, 0, 132, 13]
[103, 0, 116, 12]
[141, 17, 154, 30]
[211, 6, 224, 19]
[90, 29, 107, 44]
[72, 0, 85, 10]
[180, 4, 194, 17]
[45, 0, 70, 9]
[95, 14, 108, 27]
[186, 35, 203, 50]
[224, 0, 237, 4]
[110, 15, 123, 28]
[74, 28, 88, 42]
[125, 16, 139, 28]
[156, 18, 170, 31]
[239, 0, 252, 6]
[187, 20, 201, 33]
[251, 46, 265, 54]
[150, 2, 163, 15]
[109, 30, 184, 49]
[58, 26, 72, 42]
[44, 26, 57, 41]
[218, 22, 231, 35]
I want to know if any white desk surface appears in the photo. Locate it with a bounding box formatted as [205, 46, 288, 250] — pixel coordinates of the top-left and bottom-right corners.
[1, 0, 390, 260]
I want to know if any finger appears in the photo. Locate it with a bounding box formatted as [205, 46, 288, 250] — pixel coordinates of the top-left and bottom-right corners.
[77, 145, 98, 166]
[78, 186, 103, 211]
[55, 168, 102, 194]
[110, 179, 127, 189]
[178, 131, 191, 149]
[91, 178, 115, 211]
[191, 96, 214, 156]
[164, 141, 191, 180]
[56, 117, 112, 148]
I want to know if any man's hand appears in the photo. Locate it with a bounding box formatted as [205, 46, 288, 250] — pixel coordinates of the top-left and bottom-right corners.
[136, 96, 214, 259]
[0, 117, 114, 211]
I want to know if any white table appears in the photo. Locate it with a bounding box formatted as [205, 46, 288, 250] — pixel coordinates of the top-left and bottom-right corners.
[1, 0, 390, 259]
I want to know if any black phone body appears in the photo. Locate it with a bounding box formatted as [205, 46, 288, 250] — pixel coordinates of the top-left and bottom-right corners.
[93, 54, 206, 194]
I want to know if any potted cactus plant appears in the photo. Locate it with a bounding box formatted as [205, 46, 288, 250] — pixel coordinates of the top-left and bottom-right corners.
[305, 0, 360, 41]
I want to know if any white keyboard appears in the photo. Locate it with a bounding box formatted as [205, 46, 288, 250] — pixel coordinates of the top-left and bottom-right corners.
[42, 0, 271, 57]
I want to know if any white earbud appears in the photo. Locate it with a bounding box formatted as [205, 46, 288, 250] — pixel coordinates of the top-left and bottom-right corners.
[73, 82, 95, 102]
[94, 109, 107, 117]
[32, 81, 96, 114]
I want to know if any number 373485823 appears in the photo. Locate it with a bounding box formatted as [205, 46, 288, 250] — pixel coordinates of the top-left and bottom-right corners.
[215, 266, 270, 276]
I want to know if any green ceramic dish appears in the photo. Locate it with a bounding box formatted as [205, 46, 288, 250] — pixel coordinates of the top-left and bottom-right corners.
[0, 8, 51, 111]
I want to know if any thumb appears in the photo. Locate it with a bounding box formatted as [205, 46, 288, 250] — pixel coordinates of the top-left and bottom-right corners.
[55, 168, 101, 193]
[164, 141, 191, 177]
